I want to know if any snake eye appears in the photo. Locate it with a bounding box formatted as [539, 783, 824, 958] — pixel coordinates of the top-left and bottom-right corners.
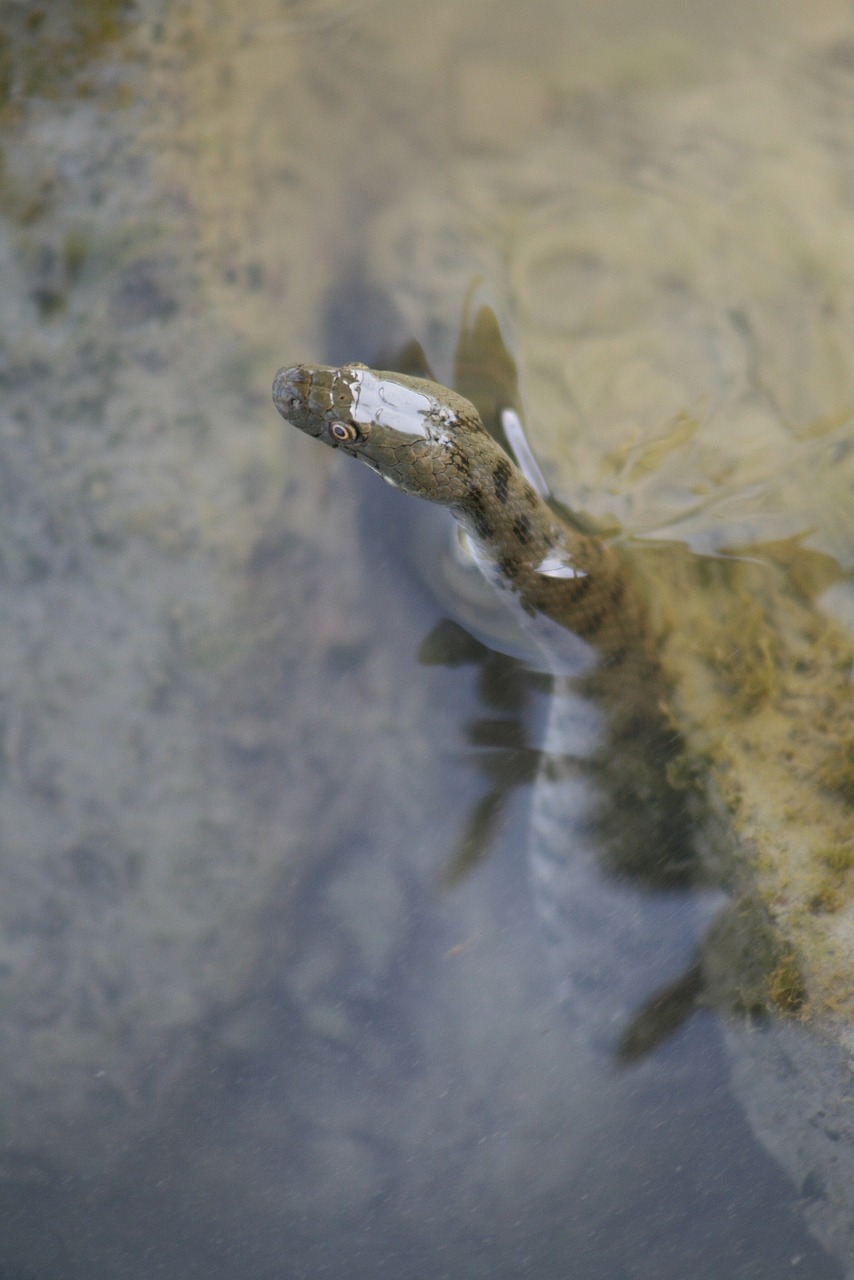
[329, 421, 359, 444]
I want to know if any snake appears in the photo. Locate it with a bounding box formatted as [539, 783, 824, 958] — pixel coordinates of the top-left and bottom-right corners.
[273, 357, 705, 1047]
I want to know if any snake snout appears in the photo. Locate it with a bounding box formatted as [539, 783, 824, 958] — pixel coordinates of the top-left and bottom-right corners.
[273, 365, 329, 438]
[272, 366, 305, 412]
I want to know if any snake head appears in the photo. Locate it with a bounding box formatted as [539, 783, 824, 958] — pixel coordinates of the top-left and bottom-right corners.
[273, 362, 487, 505]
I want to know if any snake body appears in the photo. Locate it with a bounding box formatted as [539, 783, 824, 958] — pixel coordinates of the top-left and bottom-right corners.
[273, 363, 646, 667]
[274, 361, 701, 1042]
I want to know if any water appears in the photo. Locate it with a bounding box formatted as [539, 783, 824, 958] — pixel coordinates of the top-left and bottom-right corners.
[0, 0, 852, 1275]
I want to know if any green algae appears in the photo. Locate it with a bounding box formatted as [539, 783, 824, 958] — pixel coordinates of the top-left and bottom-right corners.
[818, 736, 854, 807]
[650, 537, 854, 1027]
[702, 893, 805, 1017]
[0, 1, 129, 114]
[818, 842, 854, 875]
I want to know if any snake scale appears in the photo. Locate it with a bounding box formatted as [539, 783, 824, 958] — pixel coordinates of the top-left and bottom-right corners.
[273, 357, 704, 1046]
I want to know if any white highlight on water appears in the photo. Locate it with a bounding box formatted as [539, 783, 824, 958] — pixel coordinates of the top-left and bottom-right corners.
[347, 368, 436, 437]
[535, 551, 589, 580]
[501, 407, 550, 497]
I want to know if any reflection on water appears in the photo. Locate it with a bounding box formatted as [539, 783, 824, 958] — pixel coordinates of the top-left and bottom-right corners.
[0, 0, 852, 1275]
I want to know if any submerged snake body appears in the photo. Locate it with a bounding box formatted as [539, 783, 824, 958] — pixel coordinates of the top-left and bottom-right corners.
[274, 362, 700, 1040]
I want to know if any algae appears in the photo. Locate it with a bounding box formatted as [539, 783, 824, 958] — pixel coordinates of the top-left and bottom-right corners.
[818, 736, 854, 806]
[0, 1, 128, 113]
[648, 537, 854, 1027]
[702, 892, 806, 1017]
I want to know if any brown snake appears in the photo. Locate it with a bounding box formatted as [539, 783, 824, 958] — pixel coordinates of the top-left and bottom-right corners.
[273, 359, 702, 1044]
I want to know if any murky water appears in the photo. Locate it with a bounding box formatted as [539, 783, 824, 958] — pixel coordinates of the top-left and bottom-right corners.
[0, 0, 852, 1275]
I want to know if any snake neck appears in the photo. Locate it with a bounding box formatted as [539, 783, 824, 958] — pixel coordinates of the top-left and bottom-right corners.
[449, 438, 649, 667]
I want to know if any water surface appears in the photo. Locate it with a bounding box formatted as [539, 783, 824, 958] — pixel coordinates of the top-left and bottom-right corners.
[0, 0, 852, 1275]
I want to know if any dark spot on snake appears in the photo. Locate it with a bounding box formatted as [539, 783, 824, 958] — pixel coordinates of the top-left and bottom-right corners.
[450, 446, 471, 480]
[465, 480, 495, 540]
[473, 512, 494, 539]
[512, 514, 532, 544]
[605, 643, 631, 670]
[577, 603, 606, 637]
[609, 575, 626, 607]
[499, 555, 519, 578]
[493, 459, 512, 506]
